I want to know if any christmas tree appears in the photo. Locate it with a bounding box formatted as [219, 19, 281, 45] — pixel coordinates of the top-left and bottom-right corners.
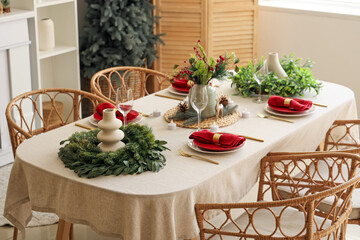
[80, 0, 164, 79]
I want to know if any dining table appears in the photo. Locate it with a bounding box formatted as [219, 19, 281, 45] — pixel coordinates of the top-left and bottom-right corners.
[4, 80, 358, 240]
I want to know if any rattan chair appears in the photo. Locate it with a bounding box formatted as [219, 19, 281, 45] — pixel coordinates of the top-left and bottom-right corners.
[195, 152, 360, 240]
[5, 88, 107, 240]
[324, 120, 360, 151]
[90, 66, 169, 105]
[266, 120, 360, 225]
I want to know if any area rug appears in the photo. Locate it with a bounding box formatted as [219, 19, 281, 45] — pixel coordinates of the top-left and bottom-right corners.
[0, 163, 59, 227]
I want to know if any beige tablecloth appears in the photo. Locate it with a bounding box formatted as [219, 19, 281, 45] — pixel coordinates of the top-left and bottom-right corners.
[4, 81, 358, 240]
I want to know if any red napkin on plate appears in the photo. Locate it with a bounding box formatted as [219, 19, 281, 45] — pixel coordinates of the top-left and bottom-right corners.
[268, 96, 312, 111]
[171, 79, 194, 92]
[189, 130, 246, 149]
[93, 103, 139, 122]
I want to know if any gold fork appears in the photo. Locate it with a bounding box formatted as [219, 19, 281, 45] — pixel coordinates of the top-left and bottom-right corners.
[257, 113, 294, 123]
[138, 112, 152, 117]
[179, 149, 219, 165]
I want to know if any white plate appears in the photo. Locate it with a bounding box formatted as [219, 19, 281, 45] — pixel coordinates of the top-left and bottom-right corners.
[187, 139, 245, 154]
[167, 86, 189, 96]
[264, 104, 316, 117]
[88, 114, 144, 127]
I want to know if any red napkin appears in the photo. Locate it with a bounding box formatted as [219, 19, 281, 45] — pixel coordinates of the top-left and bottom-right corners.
[171, 79, 193, 92]
[93, 103, 139, 122]
[189, 130, 246, 149]
[268, 96, 312, 111]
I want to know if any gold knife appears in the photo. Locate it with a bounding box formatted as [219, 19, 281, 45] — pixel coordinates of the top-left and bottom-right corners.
[155, 94, 184, 101]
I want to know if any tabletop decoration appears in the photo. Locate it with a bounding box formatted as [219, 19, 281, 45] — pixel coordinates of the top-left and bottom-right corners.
[241, 109, 250, 118]
[58, 124, 169, 178]
[166, 41, 240, 128]
[168, 120, 176, 130]
[97, 108, 125, 152]
[230, 54, 322, 97]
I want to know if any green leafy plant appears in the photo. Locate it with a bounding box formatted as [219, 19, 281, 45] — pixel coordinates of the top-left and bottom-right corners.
[170, 41, 239, 85]
[80, 0, 165, 79]
[58, 124, 169, 178]
[1, 0, 10, 8]
[230, 54, 322, 97]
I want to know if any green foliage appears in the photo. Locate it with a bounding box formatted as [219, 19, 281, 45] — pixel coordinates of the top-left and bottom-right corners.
[58, 124, 169, 178]
[80, 0, 165, 78]
[230, 54, 322, 97]
[170, 41, 239, 85]
[169, 105, 238, 126]
[1, 0, 10, 7]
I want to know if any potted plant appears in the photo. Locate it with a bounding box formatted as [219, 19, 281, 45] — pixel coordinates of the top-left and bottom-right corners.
[2, 0, 10, 13]
[80, 0, 164, 79]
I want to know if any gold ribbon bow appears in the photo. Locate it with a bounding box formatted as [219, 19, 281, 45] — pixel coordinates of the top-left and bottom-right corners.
[284, 98, 292, 108]
[212, 133, 221, 144]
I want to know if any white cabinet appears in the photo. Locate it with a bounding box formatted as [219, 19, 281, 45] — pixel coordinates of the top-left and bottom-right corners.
[0, 13, 34, 166]
[9, 0, 80, 90]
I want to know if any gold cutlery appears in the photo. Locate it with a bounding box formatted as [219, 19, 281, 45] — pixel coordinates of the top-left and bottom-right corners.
[155, 94, 184, 101]
[179, 149, 219, 165]
[257, 113, 294, 123]
[221, 132, 264, 142]
[139, 112, 152, 117]
[75, 123, 95, 130]
[313, 103, 328, 108]
[237, 134, 264, 142]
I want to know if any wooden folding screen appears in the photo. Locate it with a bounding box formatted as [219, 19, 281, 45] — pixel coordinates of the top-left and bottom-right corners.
[153, 0, 258, 90]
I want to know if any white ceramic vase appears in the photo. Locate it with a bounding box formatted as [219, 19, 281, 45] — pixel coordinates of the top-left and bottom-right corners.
[188, 85, 217, 118]
[267, 52, 287, 79]
[38, 18, 55, 51]
[97, 108, 125, 152]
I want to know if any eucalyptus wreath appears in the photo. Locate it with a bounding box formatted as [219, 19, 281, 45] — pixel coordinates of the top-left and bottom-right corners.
[58, 124, 169, 178]
[230, 54, 322, 97]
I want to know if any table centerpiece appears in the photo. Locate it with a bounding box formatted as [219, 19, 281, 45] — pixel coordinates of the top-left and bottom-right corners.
[230, 53, 322, 97]
[58, 123, 169, 178]
[166, 41, 240, 128]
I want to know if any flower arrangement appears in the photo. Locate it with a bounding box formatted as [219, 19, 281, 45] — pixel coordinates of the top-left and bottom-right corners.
[170, 40, 239, 85]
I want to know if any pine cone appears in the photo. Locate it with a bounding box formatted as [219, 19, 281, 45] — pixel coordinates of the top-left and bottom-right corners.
[178, 102, 189, 112]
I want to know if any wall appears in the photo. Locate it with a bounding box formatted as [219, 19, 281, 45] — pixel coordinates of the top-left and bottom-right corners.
[76, 2, 360, 117]
[258, 6, 360, 117]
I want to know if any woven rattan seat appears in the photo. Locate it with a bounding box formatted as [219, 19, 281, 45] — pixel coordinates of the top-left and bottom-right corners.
[195, 152, 360, 240]
[5, 88, 107, 240]
[90, 66, 169, 105]
[269, 120, 360, 225]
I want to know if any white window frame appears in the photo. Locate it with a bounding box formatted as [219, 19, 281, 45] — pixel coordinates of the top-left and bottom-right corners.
[259, 0, 360, 16]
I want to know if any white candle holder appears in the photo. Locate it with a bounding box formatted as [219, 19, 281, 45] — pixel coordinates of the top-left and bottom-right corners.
[168, 120, 176, 130]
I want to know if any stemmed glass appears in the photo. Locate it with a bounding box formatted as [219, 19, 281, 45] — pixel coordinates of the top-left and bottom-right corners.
[253, 60, 268, 103]
[116, 87, 133, 128]
[190, 85, 208, 132]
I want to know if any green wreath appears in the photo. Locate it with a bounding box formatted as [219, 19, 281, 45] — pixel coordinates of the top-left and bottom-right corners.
[58, 124, 169, 178]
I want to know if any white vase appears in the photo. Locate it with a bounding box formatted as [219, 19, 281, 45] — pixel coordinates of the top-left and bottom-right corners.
[38, 18, 55, 51]
[188, 85, 217, 118]
[267, 52, 288, 79]
[97, 108, 125, 152]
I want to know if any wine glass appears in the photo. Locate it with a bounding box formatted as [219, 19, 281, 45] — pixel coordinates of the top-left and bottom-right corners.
[253, 60, 268, 103]
[116, 87, 133, 128]
[190, 85, 208, 132]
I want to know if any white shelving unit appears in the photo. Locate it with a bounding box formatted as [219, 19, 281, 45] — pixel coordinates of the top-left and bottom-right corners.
[10, 0, 80, 91]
